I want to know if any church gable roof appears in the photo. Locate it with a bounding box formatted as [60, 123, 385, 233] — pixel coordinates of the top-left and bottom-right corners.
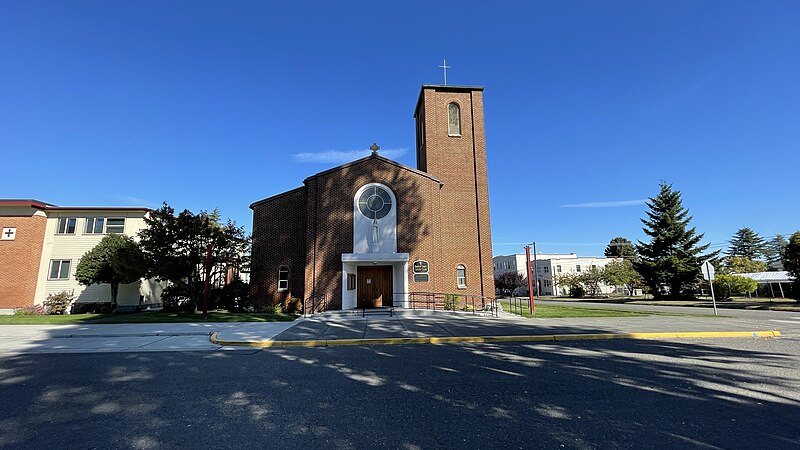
[250, 153, 442, 210]
[304, 153, 443, 185]
[249, 186, 306, 209]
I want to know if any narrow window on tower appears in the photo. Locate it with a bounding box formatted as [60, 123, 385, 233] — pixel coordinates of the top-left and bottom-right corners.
[456, 264, 467, 288]
[448, 102, 461, 136]
[278, 267, 289, 291]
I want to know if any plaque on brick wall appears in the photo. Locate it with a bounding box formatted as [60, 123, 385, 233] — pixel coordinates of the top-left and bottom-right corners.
[1, 228, 16, 241]
[413, 260, 429, 282]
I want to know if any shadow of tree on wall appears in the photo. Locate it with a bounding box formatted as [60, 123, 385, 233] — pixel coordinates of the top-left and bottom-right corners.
[1, 333, 798, 448]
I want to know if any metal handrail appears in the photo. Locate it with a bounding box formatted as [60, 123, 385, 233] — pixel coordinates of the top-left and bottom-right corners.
[303, 291, 500, 317]
[399, 292, 499, 317]
[303, 293, 329, 318]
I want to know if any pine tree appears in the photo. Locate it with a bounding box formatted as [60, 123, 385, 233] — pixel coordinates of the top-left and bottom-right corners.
[784, 232, 800, 299]
[726, 227, 766, 260]
[604, 237, 637, 260]
[764, 234, 788, 269]
[635, 182, 716, 299]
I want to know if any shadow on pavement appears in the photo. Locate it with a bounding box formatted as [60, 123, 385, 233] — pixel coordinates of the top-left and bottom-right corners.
[1, 327, 798, 448]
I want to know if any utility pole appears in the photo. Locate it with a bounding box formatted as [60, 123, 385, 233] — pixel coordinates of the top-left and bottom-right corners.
[532, 242, 540, 297]
[525, 244, 535, 315]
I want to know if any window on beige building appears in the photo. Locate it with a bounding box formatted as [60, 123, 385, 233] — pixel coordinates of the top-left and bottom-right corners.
[56, 217, 76, 234]
[49, 260, 70, 279]
[85, 217, 105, 234]
[105, 218, 125, 234]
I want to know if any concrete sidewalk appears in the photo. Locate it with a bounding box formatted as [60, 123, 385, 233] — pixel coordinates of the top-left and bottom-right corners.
[0, 321, 296, 355]
[213, 307, 800, 345]
[2, 305, 798, 354]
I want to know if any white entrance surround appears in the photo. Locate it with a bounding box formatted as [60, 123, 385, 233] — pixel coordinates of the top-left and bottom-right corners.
[341, 253, 409, 309]
[344, 182, 407, 310]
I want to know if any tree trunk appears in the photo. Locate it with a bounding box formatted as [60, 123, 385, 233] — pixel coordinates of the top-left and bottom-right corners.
[110, 282, 119, 311]
[188, 272, 199, 312]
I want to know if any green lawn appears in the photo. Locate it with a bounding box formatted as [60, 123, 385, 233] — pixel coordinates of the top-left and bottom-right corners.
[498, 300, 700, 318]
[0, 310, 297, 325]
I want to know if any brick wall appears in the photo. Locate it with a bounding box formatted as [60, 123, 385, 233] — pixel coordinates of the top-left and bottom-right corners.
[250, 85, 497, 311]
[304, 157, 444, 310]
[416, 86, 496, 298]
[0, 213, 46, 308]
[249, 187, 307, 309]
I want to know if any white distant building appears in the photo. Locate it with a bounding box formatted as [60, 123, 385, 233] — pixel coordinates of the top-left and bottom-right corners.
[493, 253, 577, 277]
[535, 256, 621, 296]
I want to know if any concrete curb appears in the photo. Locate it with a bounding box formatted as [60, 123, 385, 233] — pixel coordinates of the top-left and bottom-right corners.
[209, 330, 782, 348]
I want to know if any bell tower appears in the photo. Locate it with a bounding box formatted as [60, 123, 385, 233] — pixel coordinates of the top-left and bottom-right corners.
[413, 85, 495, 298]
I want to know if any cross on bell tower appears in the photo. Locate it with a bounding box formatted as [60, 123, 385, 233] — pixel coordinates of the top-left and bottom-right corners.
[438, 59, 451, 85]
[370, 143, 380, 155]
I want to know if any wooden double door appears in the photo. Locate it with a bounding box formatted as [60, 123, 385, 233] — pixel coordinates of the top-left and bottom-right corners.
[357, 266, 393, 308]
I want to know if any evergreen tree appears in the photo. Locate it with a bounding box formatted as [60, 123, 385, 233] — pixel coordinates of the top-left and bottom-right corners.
[635, 182, 716, 299]
[604, 237, 637, 260]
[764, 234, 788, 269]
[137, 203, 250, 312]
[784, 232, 800, 299]
[726, 227, 766, 260]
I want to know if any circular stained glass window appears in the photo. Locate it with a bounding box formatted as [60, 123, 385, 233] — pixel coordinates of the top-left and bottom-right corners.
[358, 186, 392, 220]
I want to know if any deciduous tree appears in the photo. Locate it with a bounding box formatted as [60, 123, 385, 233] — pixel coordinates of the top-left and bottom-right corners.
[75, 234, 146, 309]
[494, 271, 526, 297]
[602, 259, 643, 295]
[722, 256, 767, 274]
[635, 182, 716, 299]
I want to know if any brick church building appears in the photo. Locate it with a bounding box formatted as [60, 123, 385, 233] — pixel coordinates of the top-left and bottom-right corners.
[250, 85, 494, 311]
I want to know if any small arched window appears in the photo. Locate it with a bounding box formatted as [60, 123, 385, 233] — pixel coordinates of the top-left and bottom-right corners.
[448, 102, 461, 136]
[456, 264, 467, 288]
[278, 267, 289, 291]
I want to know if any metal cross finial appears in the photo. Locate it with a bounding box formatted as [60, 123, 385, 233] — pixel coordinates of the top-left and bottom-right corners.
[438, 59, 451, 85]
[370, 143, 380, 155]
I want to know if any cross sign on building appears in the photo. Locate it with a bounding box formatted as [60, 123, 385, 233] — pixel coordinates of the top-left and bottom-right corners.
[438, 59, 451, 85]
[1, 227, 17, 240]
[370, 143, 380, 155]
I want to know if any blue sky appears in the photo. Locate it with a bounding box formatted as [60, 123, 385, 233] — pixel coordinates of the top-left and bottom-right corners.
[2, 1, 798, 257]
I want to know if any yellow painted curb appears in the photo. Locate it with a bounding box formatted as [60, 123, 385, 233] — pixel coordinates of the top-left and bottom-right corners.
[209, 330, 781, 349]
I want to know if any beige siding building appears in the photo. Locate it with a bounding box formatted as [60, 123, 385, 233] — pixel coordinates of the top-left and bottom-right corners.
[0, 200, 164, 312]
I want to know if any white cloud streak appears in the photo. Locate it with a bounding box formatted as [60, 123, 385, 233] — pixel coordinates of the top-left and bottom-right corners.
[116, 195, 157, 207]
[559, 199, 646, 208]
[292, 147, 408, 164]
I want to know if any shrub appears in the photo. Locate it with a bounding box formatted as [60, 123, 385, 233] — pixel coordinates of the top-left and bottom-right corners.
[161, 283, 193, 312]
[14, 305, 47, 315]
[713, 274, 757, 300]
[220, 280, 250, 312]
[569, 285, 586, 298]
[443, 294, 459, 311]
[43, 291, 73, 315]
[285, 297, 302, 314]
[71, 302, 113, 314]
[259, 303, 283, 314]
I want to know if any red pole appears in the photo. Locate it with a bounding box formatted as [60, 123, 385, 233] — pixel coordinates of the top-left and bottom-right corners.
[525, 245, 535, 315]
[202, 243, 213, 319]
